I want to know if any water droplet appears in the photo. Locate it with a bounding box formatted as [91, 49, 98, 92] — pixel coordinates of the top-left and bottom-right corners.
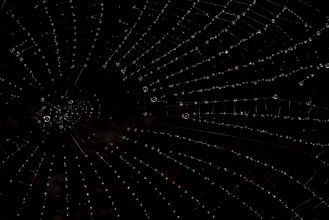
[43, 116, 51, 123]
[182, 113, 189, 119]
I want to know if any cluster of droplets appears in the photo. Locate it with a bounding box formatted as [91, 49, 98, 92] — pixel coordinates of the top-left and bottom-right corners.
[34, 95, 100, 134]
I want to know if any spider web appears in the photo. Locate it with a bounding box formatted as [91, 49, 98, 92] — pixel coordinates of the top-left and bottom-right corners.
[0, 0, 329, 219]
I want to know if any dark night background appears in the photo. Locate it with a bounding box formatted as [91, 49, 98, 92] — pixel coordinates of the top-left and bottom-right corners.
[0, 0, 329, 219]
